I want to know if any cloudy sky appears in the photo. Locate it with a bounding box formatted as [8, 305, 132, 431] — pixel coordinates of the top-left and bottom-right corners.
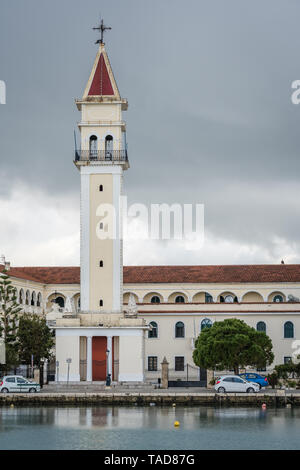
[1, 0, 300, 267]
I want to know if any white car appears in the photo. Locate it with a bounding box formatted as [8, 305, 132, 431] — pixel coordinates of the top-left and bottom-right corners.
[0, 375, 41, 393]
[214, 375, 260, 393]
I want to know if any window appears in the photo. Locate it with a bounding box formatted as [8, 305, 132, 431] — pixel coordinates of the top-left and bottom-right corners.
[284, 356, 292, 364]
[89, 135, 98, 157]
[273, 294, 284, 303]
[31, 292, 35, 306]
[148, 321, 158, 338]
[99, 300, 103, 307]
[175, 295, 185, 303]
[17, 378, 27, 384]
[148, 356, 158, 371]
[25, 291, 30, 305]
[37, 293, 42, 307]
[175, 321, 185, 338]
[151, 296, 160, 304]
[256, 321, 266, 333]
[99, 260, 104, 267]
[55, 296, 65, 308]
[201, 318, 212, 331]
[257, 366, 266, 372]
[220, 295, 238, 303]
[175, 356, 184, 371]
[105, 135, 113, 159]
[6, 377, 15, 383]
[233, 377, 244, 383]
[99, 222, 103, 230]
[284, 321, 294, 338]
[205, 293, 213, 303]
[99, 185, 103, 192]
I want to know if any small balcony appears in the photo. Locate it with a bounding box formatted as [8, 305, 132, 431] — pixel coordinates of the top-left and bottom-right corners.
[75, 149, 128, 164]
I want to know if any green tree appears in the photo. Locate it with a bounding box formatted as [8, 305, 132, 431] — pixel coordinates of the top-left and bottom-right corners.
[193, 318, 274, 375]
[0, 269, 22, 371]
[17, 314, 55, 366]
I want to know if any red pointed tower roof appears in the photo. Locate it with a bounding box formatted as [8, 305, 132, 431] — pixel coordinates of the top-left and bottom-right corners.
[82, 43, 120, 100]
[88, 53, 114, 95]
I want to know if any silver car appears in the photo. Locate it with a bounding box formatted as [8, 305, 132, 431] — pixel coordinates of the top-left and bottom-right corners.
[214, 375, 260, 393]
[0, 375, 40, 393]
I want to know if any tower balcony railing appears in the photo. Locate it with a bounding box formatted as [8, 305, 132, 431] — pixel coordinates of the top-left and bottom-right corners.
[75, 149, 128, 163]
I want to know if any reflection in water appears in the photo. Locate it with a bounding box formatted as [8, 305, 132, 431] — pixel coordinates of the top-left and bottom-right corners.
[0, 406, 299, 450]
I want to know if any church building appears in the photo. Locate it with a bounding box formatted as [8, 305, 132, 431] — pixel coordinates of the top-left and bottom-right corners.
[1, 27, 300, 385]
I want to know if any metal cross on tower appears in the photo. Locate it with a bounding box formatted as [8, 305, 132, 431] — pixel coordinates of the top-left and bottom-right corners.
[93, 18, 112, 45]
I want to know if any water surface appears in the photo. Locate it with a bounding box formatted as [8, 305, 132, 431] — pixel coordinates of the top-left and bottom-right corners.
[0, 406, 299, 450]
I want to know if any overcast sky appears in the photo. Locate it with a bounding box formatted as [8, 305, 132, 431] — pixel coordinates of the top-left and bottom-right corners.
[1, 0, 300, 267]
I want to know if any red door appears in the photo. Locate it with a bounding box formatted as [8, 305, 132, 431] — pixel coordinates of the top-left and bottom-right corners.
[92, 337, 107, 381]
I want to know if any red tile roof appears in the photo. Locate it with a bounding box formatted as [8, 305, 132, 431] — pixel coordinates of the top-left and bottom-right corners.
[0, 265, 80, 284]
[1, 264, 300, 284]
[124, 265, 300, 283]
[88, 53, 114, 96]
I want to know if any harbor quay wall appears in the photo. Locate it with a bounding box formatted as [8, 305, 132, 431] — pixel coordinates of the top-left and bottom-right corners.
[0, 392, 299, 407]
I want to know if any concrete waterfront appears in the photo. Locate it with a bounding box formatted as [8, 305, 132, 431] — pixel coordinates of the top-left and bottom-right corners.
[0, 387, 300, 407]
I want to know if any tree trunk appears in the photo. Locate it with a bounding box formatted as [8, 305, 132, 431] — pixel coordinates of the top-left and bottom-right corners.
[234, 365, 239, 375]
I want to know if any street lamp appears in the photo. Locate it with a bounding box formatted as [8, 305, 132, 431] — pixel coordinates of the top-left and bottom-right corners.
[106, 349, 111, 386]
[66, 358, 72, 387]
[56, 360, 59, 383]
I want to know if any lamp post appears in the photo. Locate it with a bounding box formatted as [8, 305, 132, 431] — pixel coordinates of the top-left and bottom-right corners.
[56, 360, 59, 384]
[66, 358, 72, 387]
[106, 349, 111, 386]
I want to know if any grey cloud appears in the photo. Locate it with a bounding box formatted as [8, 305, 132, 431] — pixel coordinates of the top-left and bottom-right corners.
[0, 0, 300, 265]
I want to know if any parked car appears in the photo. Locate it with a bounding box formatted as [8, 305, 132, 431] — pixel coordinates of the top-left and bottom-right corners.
[214, 375, 260, 393]
[0, 375, 40, 393]
[239, 373, 269, 389]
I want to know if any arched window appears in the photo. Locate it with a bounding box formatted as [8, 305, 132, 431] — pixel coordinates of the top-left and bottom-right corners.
[273, 294, 283, 303]
[78, 297, 81, 309]
[257, 321, 266, 333]
[99, 185, 103, 192]
[99, 299, 103, 307]
[201, 318, 212, 331]
[25, 290, 30, 305]
[19, 289, 24, 305]
[284, 321, 294, 338]
[105, 135, 113, 159]
[89, 135, 98, 158]
[55, 296, 65, 308]
[99, 222, 103, 230]
[148, 321, 158, 338]
[31, 292, 36, 306]
[37, 293, 42, 307]
[175, 321, 185, 338]
[99, 260, 104, 267]
[220, 295, 238, 303]
[151, 296, 160, 304]
[205, 293, 213, 303]
[175, 295, 185, 303]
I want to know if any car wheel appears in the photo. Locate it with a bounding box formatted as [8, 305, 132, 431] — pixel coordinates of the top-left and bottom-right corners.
[247, 387, 255, 393]
[218, 387, 226, 393]
[29, 388, 37, 393]
[1, 388, 9, 393]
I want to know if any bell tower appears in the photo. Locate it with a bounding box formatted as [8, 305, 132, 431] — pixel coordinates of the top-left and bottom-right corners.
[75, 27, 129, 315]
